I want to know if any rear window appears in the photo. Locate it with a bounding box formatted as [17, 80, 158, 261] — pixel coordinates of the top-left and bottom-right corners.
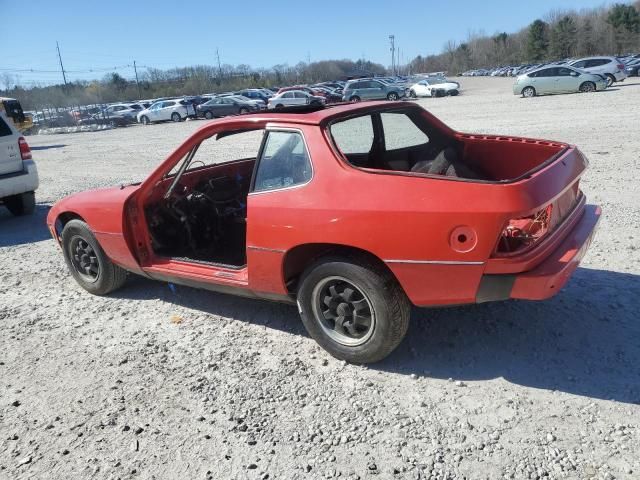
[381, 112, 429, 150]
[0, 116, 13, 137]
[330, 115, 374, 154]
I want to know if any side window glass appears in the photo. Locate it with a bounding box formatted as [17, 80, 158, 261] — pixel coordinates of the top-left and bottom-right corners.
[329, 114, 374, 155]
[254, 131, 312, 192]
[381, 112, 429, 150]
[0, 116, 13, 137]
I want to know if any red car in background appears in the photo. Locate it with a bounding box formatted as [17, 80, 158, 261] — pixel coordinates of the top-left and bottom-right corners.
[47, 102, 600, 363]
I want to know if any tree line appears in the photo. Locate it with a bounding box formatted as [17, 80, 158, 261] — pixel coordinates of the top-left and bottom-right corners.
[2, 2, 639, 110]
[408, 2, 640, 74]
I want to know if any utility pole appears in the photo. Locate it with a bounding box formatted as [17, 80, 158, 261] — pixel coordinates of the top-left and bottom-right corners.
[56, 41, 68, 86]
[133, 61, 141, 99]
[216, 48, 222, 79]
[388, 35, 395, 76]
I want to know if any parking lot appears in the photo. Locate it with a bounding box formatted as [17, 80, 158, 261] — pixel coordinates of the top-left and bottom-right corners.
[1, 76, 639, 479]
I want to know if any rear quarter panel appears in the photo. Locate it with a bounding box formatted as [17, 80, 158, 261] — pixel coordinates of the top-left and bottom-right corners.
[247, 124, 587, 306]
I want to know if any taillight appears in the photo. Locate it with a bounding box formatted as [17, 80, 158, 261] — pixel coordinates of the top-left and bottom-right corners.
[18, 137, 32, 160]
[495, 205, 553, 256]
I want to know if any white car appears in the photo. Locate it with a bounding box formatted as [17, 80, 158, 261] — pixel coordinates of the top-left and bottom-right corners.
[0, 111, 38, 216]
[267, 90, 325, 109]
[568, 57, 627, 87]
[137, 99, 196, 125]
[408, 78, 461, 97]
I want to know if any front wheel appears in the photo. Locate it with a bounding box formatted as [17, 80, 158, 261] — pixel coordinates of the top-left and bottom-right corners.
[140, 115, 150, 125]
[387, 92, 399, 101]
[204, 111, 214, 119]
[349, 96, 361, 103]
[522, 86, 536, 98]
[579, 81, 596, 93]
[409, 89, 417, 98]
[238, 107, 249, 114]
[61, 220, 128, 295]
[171, 112, 182, 122]
[297, 257, 411, 363]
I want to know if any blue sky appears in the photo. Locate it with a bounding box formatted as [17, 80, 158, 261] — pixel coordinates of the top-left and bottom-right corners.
[2, 0, 616, 85]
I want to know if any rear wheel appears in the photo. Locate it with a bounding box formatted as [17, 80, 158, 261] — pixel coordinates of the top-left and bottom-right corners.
[275, 104, 284, 109]
[387, 92, 399, 101]
[61, 220, 127, 295]
[297, 257, 411, 363]
[239, 107, 249, 114]
[579, 81, 596, 93]
[140, 115, 150, 125]
[109, 119, 118, 128]
[171, 112, 181, 122]
[349, 96, 361, 103]
[4, 192, 35, 216]
[522, 86, 536, 98]
[204, 111, 214, 119]
[605, 74, 615, 87]
[448, 89, 459, 96]
[409, 90, 417, 98]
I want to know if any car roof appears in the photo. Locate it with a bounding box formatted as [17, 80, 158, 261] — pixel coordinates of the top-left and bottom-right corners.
[197, 101, 421, 129]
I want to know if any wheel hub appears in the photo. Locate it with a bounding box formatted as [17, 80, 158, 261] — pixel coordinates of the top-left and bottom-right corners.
[70, 237, 100, 282]
[312, 276, 376, 346]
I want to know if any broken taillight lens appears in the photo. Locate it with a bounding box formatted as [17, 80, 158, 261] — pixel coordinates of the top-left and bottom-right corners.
[18, 137, 32, 160]
[495, 204, 553, 255]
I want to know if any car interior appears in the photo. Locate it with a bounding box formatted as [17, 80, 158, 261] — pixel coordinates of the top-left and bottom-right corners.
[328, 108, 564, 182]
[143, 128, 312, 268]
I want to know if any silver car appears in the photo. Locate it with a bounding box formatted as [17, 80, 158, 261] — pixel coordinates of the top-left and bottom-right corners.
[513, 65, 607, 98]
[568, 56, 627, 86]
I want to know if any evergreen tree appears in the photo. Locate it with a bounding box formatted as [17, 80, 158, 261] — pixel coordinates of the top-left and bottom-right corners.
[550, 16, 578, 58]
[526, 20, 549, 61]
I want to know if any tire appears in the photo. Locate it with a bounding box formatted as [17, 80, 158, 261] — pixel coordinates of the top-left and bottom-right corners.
[310, 101, 321, 107]
[140, 115, 150, 125]
[4, 192, 36, 216]
[204, 111, 214, 119]
[349, 96, 361, 103]
[409, 90, 417, 98]
[239, 107, 249, 114]
[522, 86, 536, 98]
[171, 112, 181, 122]
[61, 219, 127, 295]
[297, 256, 411, 364]
[387, 92, 399, 101]
[109, 119, 118, 128]
[579, 81, 596, 93]
[605, 74, 615, 87]
[275, 104, 284, 109]
[448, 89, 459, 96]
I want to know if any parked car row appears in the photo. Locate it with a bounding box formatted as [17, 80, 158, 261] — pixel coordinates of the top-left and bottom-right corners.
[464, 53, 639, 85]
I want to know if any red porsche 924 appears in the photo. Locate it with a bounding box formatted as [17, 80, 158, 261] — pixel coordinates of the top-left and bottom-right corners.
[47, 101, 601, 363]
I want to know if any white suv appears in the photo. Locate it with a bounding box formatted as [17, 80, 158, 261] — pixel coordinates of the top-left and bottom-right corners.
[569, 57, 627, 87]
[0, 112, 38, 215]
[136, 99, 196, 125]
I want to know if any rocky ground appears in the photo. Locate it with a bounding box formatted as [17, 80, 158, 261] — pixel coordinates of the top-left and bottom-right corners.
[1, 77, 639, 480]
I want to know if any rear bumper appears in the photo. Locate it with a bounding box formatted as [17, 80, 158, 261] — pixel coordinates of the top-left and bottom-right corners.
[0, 160, 39, 199]
[477, 204, 601, 302]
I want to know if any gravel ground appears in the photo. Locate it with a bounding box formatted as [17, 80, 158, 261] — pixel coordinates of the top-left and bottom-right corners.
[1, 77, 639, 480]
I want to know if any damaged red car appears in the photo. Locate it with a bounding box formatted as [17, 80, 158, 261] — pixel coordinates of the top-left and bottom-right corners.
[47, 101, 601, 363]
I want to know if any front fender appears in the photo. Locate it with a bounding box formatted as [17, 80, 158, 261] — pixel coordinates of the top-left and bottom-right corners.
[47, 185, 144, 274]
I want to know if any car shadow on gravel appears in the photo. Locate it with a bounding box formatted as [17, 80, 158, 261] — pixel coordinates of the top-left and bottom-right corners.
[379, 267, 640, 404]
[0, 204, 51, 247]
[113, 267, 639, 404]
